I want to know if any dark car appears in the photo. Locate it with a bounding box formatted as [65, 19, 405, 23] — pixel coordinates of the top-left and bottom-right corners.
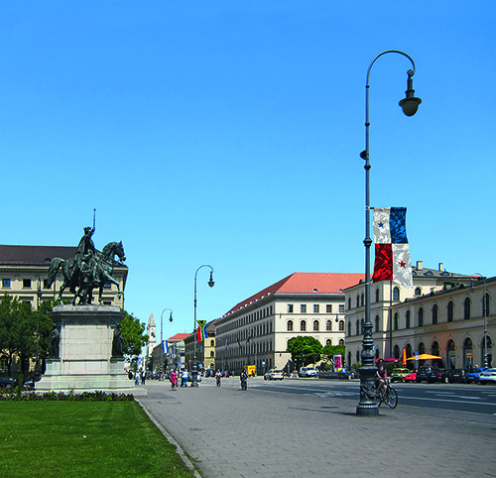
[449, 369, 468, 384]
[416, 366, 437, 383]
[0, 377, 16, 389]
[466, 367, 488, 384]
[427, 368, 452, 383]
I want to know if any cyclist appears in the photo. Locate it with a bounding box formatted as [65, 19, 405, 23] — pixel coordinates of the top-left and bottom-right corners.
[240, 369, 248, 389]
[376, 359, 388, 398]
[215, 369, 222, 386]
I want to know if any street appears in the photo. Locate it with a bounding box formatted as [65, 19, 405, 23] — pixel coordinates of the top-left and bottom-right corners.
[138, 377, 496, 478]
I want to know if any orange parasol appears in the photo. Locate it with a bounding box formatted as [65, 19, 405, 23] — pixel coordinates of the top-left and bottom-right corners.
[402, 348, 407, 366]
[406, 354, 442, 361]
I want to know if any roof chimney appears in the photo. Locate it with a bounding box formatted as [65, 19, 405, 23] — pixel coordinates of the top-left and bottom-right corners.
[416, 261, 423, 271]
[439, 263, 444, 272]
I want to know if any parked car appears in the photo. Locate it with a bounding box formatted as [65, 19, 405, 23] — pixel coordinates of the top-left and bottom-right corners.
[416, 366, 438, 383]
[427, 368, 453, 383]
[0, 377, 16, 389]
[264, 369, 284, 381]
[299, 367, 318, 377]
[404, 372, 417, 382]
[449, 369, 468, 384]
[479, 368, 496, 385]
[390, 368, 411, 383]
[466, 367, 488, 384]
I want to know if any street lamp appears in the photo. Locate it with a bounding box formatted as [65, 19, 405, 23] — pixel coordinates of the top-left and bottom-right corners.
[357, 50, 421, 416]
[192, 265, 214, 387]
[160, 308, 173, 372]
[473, 274, 488, 368]
[34, 280, 42, 382]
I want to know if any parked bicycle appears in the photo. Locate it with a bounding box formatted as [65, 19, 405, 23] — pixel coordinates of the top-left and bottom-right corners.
[376, 378, 398, 409]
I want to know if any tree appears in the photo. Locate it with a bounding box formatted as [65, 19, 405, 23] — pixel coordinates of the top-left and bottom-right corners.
[120, 311, 148, 361]
[322, 344, 346, 365]
[287, 336, 323, 370]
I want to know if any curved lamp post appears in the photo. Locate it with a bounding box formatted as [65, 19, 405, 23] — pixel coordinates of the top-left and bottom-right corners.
[192, 265, 214, 387]
[357, 50, 421, 416]
[473, 274, 488, 368]
[160, 308, 173, 372]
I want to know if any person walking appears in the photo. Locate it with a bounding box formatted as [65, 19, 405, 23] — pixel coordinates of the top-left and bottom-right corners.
[170, 369, 178, 391]
[181, 369, 189, 387]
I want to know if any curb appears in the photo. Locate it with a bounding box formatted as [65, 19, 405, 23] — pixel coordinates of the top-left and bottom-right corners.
[136, 398, 202, 478]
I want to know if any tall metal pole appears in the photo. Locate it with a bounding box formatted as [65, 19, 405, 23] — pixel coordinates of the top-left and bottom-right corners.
[192, 265, 214, 387]
[357, 50, 421, 416]
[160, 308, 173, 372]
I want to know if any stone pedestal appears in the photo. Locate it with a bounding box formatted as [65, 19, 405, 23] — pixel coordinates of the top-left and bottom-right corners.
[37, 305, 144, 395]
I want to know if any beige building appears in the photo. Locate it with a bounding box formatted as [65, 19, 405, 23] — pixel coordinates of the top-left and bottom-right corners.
[215, 272, 363, 375]
[184, 321, 218, 373]
[344, 261, 490, 369]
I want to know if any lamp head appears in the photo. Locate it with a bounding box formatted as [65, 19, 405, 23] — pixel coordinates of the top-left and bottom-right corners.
[399, 73, 421, 116]
[169, 312, 173, 323]
[208, 271, 215, 288]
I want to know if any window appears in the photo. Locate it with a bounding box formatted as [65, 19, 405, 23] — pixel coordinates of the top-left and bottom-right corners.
[464, 297, 471, 320]
[393, 287, 400, 301]
[361, 294, 364, 306]
[375, 289, 379, 302]
[287, 320, 293, 331]
[23, 279, 31, 288]
[375, 315, 380, 332]
[326, 320, 332, 331]
[339, 339, 344, 345]
[394, 313, 399, 330]
[447, 301, 454, 322]
[300, 320, 306, 331]
[210, 351, 214, 357]
[313, 320, 319, 331]
[347, 322, 351, 337]
[415, 287, 422, 296]
[300, 304, 307, 313]
[326, 304, 332, 313]
[406, 310, 411, 329]
[432, 305, 438, 325]
[288, 304, 294, 313]
[339, 305, 344, 313]
[2, 279, 11, 288]
[356, 295, 359, 308]
[326, 339, 332, 345]
[355, 320, 359, 335]
[314, 304, 320, 313]
[43, 279, 50, 289]
[418, 307, 424, 327]
[339, 320, 344, 331]
[210, 340, 214, 346]
[348, 298, 351, 310]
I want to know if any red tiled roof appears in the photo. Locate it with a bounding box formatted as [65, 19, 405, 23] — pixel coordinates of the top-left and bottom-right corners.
[168, 333, 190, 342]
[0, 245, 77, 265]
[223, 272, 363, 317]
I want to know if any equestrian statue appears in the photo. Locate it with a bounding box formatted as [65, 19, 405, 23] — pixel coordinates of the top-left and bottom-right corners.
[47, 215, 126, 305]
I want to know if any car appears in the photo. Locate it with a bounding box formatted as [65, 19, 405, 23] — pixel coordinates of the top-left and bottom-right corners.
[404, 372, 417, 382]
[479, 368, 496, 385]
[416, 366, 438, 383]
[390, 368, 411, 383]
[264, 369, 284, 380]
[466, 367, 488, 384]
[449, 369, 468, 384]
[426, 368, 453, 383]
[0, 377, 16, 389]
[299, 367, 318, 378]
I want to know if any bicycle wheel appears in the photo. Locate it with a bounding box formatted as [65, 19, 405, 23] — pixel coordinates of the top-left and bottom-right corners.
[387, 387, 398, 409]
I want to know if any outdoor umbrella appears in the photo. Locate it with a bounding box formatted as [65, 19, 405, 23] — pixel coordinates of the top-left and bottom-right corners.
[402, 348, 407, 366]
[406, 354, 442, 361]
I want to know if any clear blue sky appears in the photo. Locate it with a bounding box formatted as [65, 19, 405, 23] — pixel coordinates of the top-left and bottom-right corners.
[1, 2, 494, 343]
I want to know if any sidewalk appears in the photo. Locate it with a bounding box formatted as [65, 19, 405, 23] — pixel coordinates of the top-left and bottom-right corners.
[138, 377, 496, 478]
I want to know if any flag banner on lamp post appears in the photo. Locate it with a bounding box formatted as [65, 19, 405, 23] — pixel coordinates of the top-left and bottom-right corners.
[372, 207, 413, 289]
[196, 320, 208, 341]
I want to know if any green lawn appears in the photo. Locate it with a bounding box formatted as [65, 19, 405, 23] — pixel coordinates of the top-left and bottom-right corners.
[0, 401, 196, 478]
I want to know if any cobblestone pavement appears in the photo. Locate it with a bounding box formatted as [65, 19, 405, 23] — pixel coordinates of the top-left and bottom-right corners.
[138, 378, 496, 478]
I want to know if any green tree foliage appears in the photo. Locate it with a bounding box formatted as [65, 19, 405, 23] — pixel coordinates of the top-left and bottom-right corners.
[287, 336, 323, 369]
[120, 311, 148, 361]
[322, 344, 346, 364]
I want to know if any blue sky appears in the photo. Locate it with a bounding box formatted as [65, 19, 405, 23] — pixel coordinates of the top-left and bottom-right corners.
[1, 1, 494, 343]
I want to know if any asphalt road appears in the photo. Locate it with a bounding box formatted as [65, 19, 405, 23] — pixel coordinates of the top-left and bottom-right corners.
[254, 378, 496, 415]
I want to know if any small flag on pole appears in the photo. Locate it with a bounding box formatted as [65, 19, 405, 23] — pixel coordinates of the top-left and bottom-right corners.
[372, 207, 413, 289]
[225, 339, 228, 351]
[161, 340, 166, 354]
[197, 320, 208, 341]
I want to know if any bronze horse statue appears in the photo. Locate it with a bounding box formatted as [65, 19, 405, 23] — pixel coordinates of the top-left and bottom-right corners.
[47, 241, 126, 305]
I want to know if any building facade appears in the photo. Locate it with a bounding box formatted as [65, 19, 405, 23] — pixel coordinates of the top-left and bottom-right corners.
[215, 272, 363, 375]
[344, 261, 491, 369]
[183, 321, 217, 373]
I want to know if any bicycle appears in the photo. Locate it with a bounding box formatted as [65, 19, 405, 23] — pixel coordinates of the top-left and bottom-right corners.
[376, 378, 398, 409]
[240, 377, 247, 391]
[216, 376, 221, 387]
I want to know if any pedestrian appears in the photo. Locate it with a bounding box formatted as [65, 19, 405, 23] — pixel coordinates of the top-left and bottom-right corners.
[170, 369, 178, 391]
[141, 371, 146, 385]
[135, 371, 140, 386]
[181, 369, 189, 387]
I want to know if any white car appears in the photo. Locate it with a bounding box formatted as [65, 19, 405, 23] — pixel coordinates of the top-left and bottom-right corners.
[479, 368, 496, 385]
[299, 366, 318, 378]
[264, 369, 284, 380]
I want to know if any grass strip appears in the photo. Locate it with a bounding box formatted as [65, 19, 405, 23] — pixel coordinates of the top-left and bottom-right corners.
[0, 401, 196, 478]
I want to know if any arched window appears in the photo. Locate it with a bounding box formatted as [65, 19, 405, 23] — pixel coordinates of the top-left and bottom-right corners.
[393, 287, 400, 301]
[339, 320, 344, 331]
[210, 339, 215, 346]
[447, 301, 454, 322]
[356, 295, 360, 308]
[356, 351, 360, 363]
[348, 298, 351, 310]
[326, 339, 332, 345]
[361, 294, 364, 306]
[355, 319, 359, 335]
[287, 320, 293, 332]
[347, 321, 351, 337]
[463, 338, 473, 368]
[393, 345, 400, 359]
[418, 342, 426, 355]
[300, 320, 306, 332]
[326, 320, 332, 331]
[313, 320, 319, 331]
[464, 297, 471, 320]
[447, 339, 456, 369]
[210, 351, 214, 357]
[394, 313, 399, 330]
[339, 339, 344, 345]
[418, 307, 424, 327]
[432, 305, 438, 325]
[375, 315, 380, 332]
[415, 287, 422, 296]
[361, 318, 364, 334]
[375, 289, 379, 303]
[406, 310, 411, 329]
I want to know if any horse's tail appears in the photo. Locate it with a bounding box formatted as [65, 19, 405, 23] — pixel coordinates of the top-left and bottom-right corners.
[47, 258, 64, 287]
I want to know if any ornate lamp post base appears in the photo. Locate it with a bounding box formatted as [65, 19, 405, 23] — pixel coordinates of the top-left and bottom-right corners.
[356, 366, 379, 416]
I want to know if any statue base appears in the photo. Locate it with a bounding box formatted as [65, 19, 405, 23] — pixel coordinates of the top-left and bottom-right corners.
[36, 305, 146, 396]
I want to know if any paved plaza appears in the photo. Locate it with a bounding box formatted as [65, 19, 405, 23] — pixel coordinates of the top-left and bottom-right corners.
[138, 378, 496, 478]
